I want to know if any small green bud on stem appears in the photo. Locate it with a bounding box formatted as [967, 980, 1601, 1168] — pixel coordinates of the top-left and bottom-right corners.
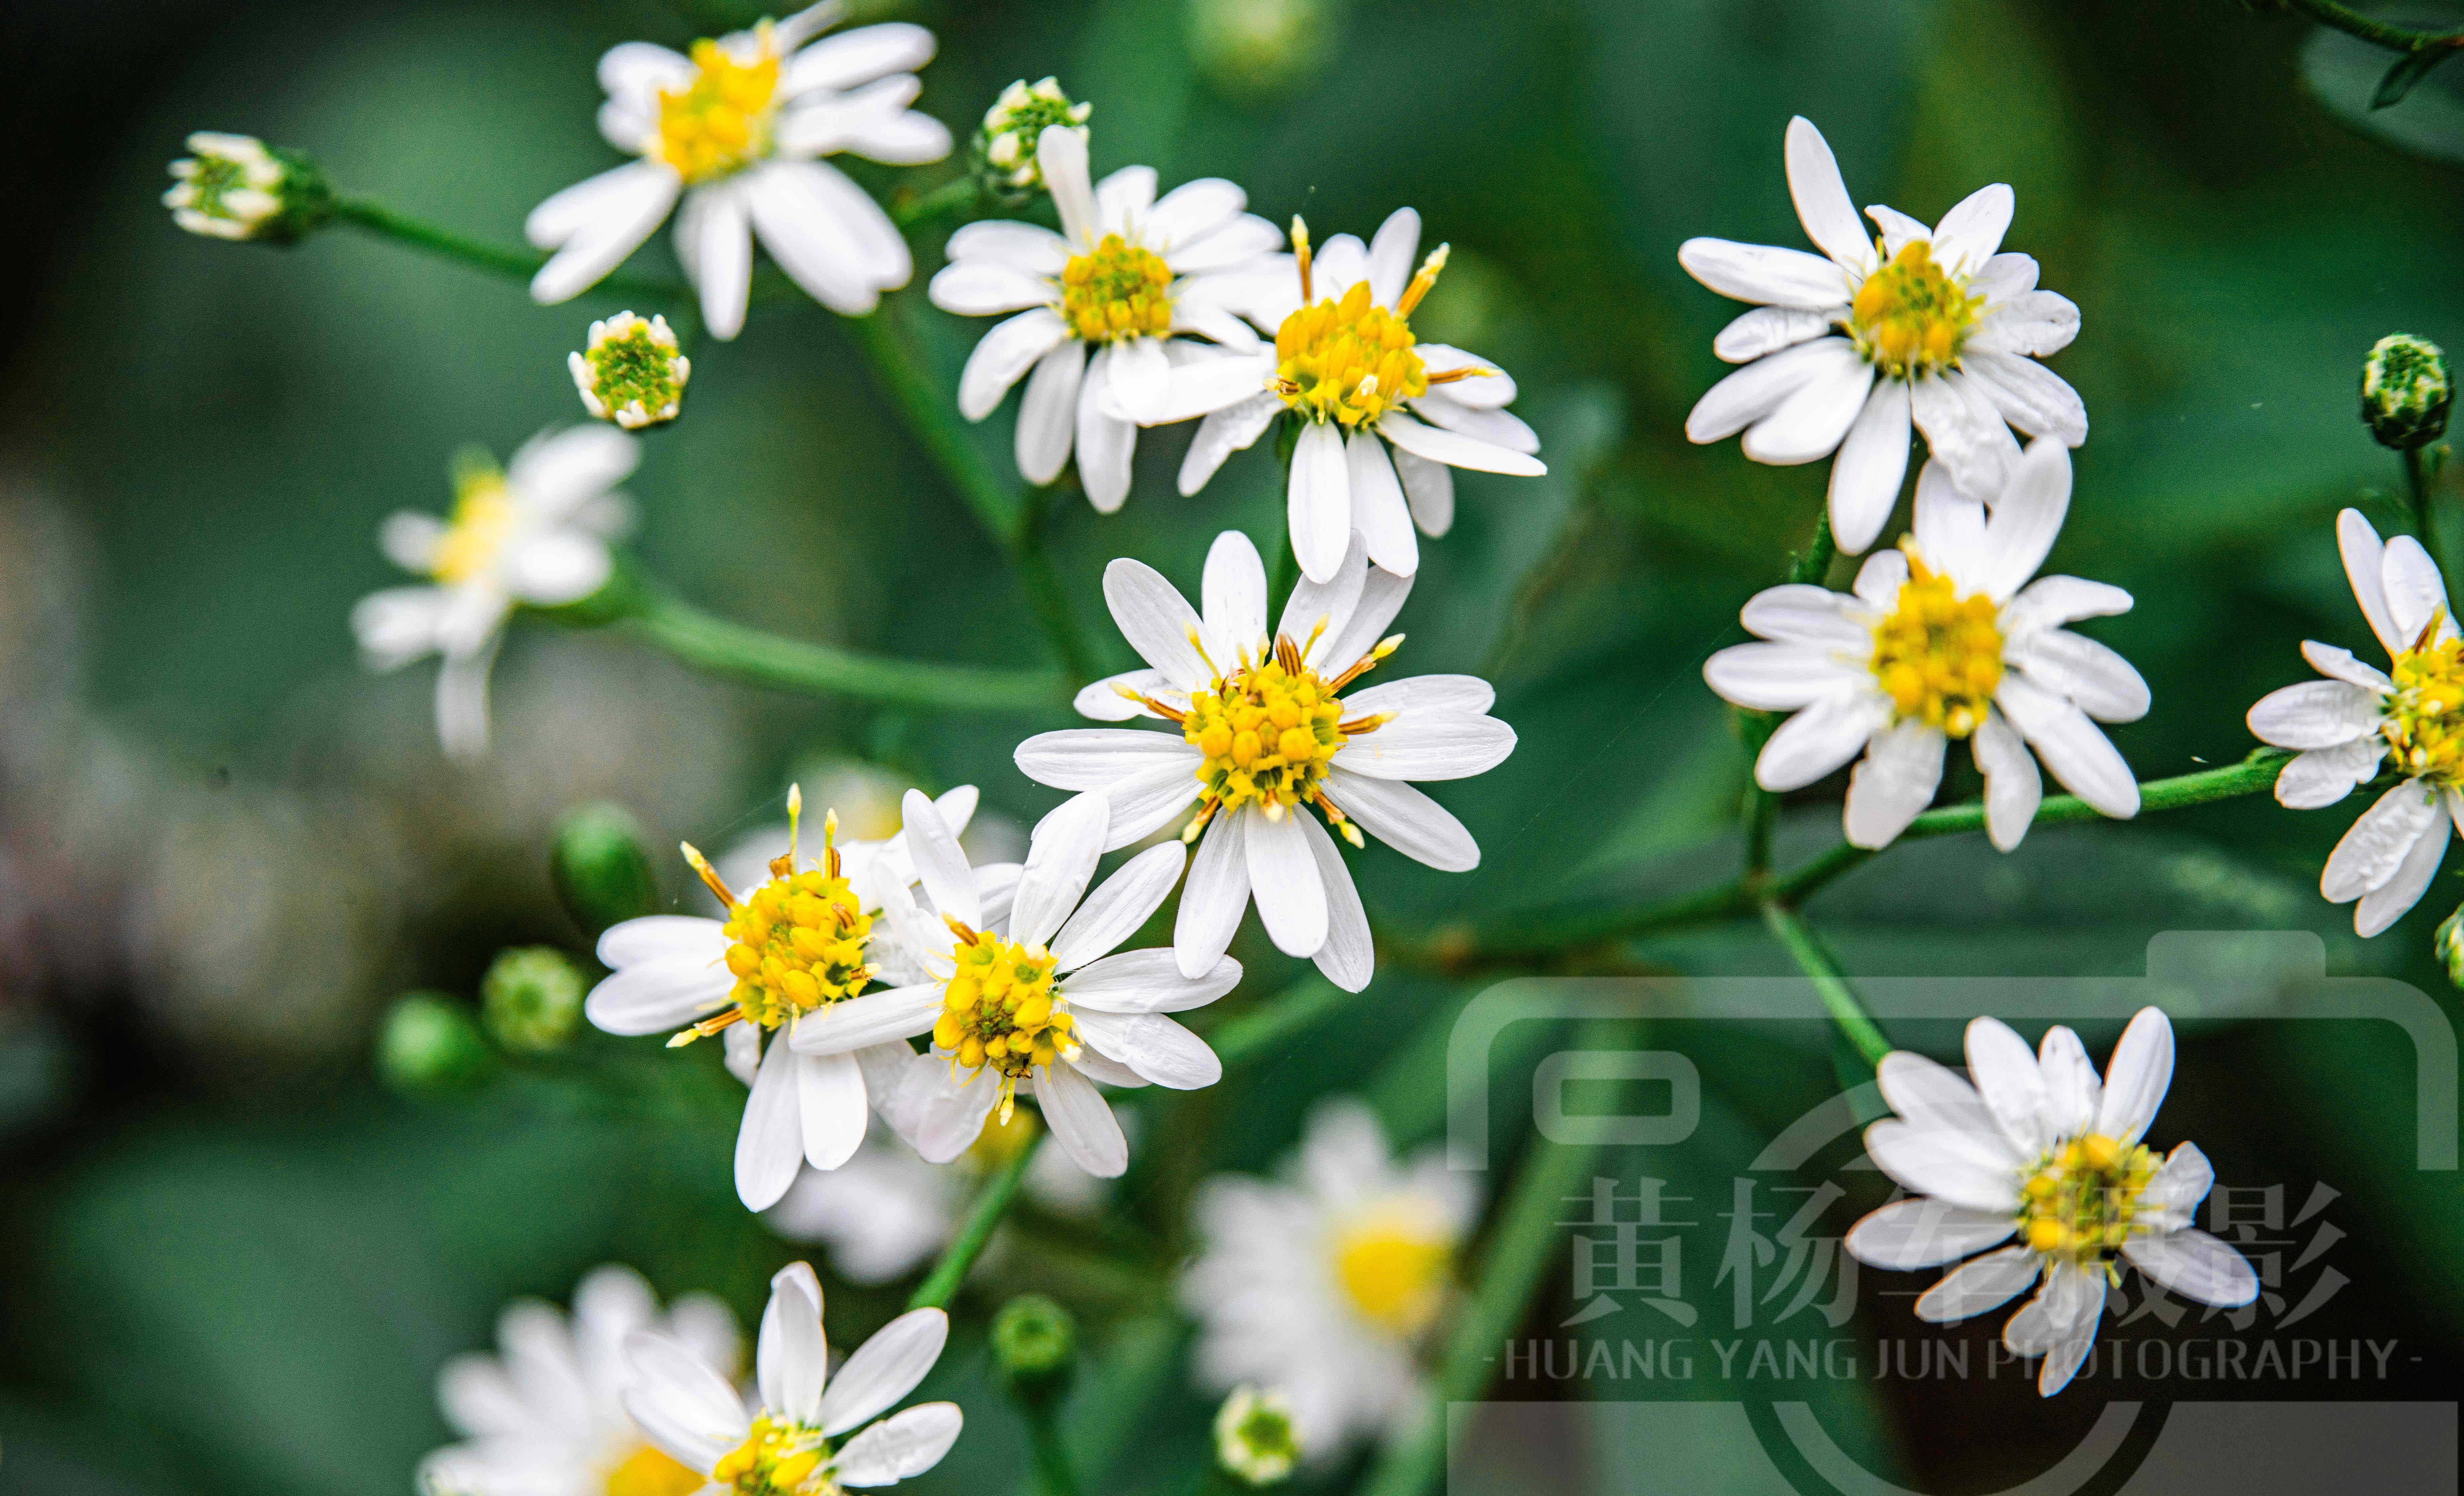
[377, 993, 495, 1094]
[480, 946, 587, 1053]
[552, 802, 660, 935]
[2363, 333, 2452, 451]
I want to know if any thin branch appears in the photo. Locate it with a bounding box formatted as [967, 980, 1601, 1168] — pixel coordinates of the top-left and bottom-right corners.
[2283, 0, 2464, 55]
[1760, 901, 1891, 1066]
[329, 197, 687, 303]
[909, 1133, 1042, 1311]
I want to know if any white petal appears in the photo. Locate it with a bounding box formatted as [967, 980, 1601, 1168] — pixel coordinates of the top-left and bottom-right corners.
[1038, 124, 1097, 245]
[1377, 409, 1546, 476]
[1072, 667, 1175, 722]
[1324, 768, 1478, 871]
[1743, 355, 1875, 467]
[1014, 728, 1202, 791]
[796, 1050, 868, 1171]
[2010, 630, 2149, 723]
[1336, 712, 1515, 781]
[1094, 766, 1206, 850]
[2001, 575, 2133, 636]
[787, 985, 942, 1056]
[928, 259, 1052, 317]
[945, 219, 1071, 277]
[1178, 390, 1281, 495]
[1347, 431, 1419, 576]
[1094, 164, 1157, 238]
[1785, 116, 1875, 273]
[1104, 335, 1173, 426]
[1712, 305, 1838, 363]
[958, 308, 1069, 421]
[1853, 547, 1909, 608]
[1677, 237, 1854, 310]
[834, 1402, 964, 1487]
[2138, 1142, 2218, 1228]
[1202, 529, 1269, 656]
[2355, 798, 2449, 936]
[685, 183, 754, 340]
[737, 1037, 806, 1211]
[1928, 182, 2013, 275]
[1174, 812, 1250, 979]
[1908, 370, 2019, 502]
[1703, 644, 1858, 710]
[2246, 678, 2384, 751]
[1754, 691, 1888, 792]
[1843, 720, 1945, 849]
[1155, 352, 1277, 426]
[900, 788, 981, 927]
[1102, 557, 1212, 686]
[1827, 379, 1912, 554]
[1052, 843, 1186, 971]
[1862, 1119, 2024, 1211]
[1075, 355, 1138, 514]
[1343, 673, 1496, 718]
[1416, 344, 1518, 406]
[2321, 778, 2440, 903]
[1972, 709, 2043, 851]
[1961, 1016, 2052, 1155]
[2274, 738, 2385, 810]
[1969, 437, 2070, 598]
[1864, 203, 1932, 258]
[1876, 1050, 1998, 1138]
[1294, 813, 1373, 992]
[1845, 1198, 2017, 1271]
[1409, 392, 1540, 455]
[1915, 1246, 2040, 1323]
[1243, 806, 1327, 957]
[1687, 337, 1853, 443]
[1279, 537, 1368, 661]
[2093, 1007, 2173, 1146]
[2339, 508, 2402, 656]
[2380, 532, 2456, 645]
[1015, 341, 1086, 486]
[786, 22, 936, 93]
[2122, 1229, 2259, 1308]
[527, 163, 680, 302]
[1740, 583, 1869, 646]
[1011, 791, 1108, 948]
[1150, 177, 1252, 253]
[586, 959, 732, 1036]
[1964, 350, 2087, 446]
[1970, 290, 2080, 357]
[2035, 1026, 2102, 1138]
[819, 1308, 949, 1436]
[1289, 422, 1352, 584]
[1064, 947, 1242, 1013]
[2300, 640, 2396, 693]
[623, 1331, 746, 1472]
[1994, 672, 2137, 819]
[1035, 1060, 1129, 1176]
[1970, 251, 2039, 301]
[503, 532, 612, 606]
[1074, 1008, 1221, 1089]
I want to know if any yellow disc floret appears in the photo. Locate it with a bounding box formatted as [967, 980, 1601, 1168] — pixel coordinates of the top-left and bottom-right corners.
[668, 789, 878, 1050]
[1274, 280, 1427, 427]
[1060, 234, 1175, 342]
[710, 1414, 831, 1496]
[2383, 621, 2464, 786]
[933, 926, 1073, 1121]
[1849, 241, 1981, 380]
[2018, 1132, 2158, 1267]
[1333, 1213, 1452, 1336]
[1869, 554, 2005, 738]
[1185, 649, 1350, 816]
[431, 458, 517, 588]
[604, 1443, 707, 1496]
[655, 31, 782, 184]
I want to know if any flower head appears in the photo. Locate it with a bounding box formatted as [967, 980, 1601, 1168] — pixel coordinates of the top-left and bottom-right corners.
[1016, 530, 1515, 991]
[419, 1264, 740, 1496]
[528, 4, 950, 337]
[2362, 333, 2451, 450]
[2247, 507, 2464, 935]
[1679, 117, 2085, 554]
[572, 312, 691, 429]
[974, 77, 1090, 200]
[623, 1263, 960, 1495]
[1703, 441, 2147, 851]
[1214, 1386, 1302, 1485]
[929, 129, 1281, 510]
[351, 427, 636, 758]
[164, 132, 325, 242]
[1181, 1100, 1477, 1458]
[1155, 209, 1543, 581]
[1843, 1009, 2257, 1397]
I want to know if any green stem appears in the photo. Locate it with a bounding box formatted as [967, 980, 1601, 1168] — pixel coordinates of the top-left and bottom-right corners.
[892, 176, 983, 230]
[1021, 1400, 1084, 1496]
[908, 1133, 1042, 1311]
[1014, 482, 1097, 685]
[2281, 0, 2464, 55]
[1759, 901, 1891, 1067]
[847, 307, 1022, 542]
[2406, 443, 2438, 565]
[329, 197, 685, 302]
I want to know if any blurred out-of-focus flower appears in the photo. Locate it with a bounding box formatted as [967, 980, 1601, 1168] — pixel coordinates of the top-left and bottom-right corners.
[480, 945, 587, 1053]
[419, 1264, 739, 1496]
[1181, 1099, 1476, 1458]
[572, 311, 692, 429]
[552, 801, 662, 934]
[1160, 209, 1542, 580]
[163, 132, 325, 242]
[352, 427, 637, 759]
[1704, 441, 2145, 851]
[2362, 333, 2451, 450]
[1843, 1009, 2257, 1397]
[809, 789, 1238, 1178]
[1187, 0, 1334, 97]
[973, 77, 1089, 202]
[1017, 530, 1514, 991]
[1213, 1385, 1301, 1485]
[527, 3, 950, 337]
[622, 1263, 960, 1491]
[930, 127, 1280, 510]
[989, 1294, 1076, 1403]
[2247, 506, 2464, 934]
[1680, 116, 2085, 553]
[378, 992, 496, 1093]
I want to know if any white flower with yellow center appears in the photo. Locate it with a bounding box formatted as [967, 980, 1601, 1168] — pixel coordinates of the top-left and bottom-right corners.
[2246, 507, 2464, 935]
[584, 787, 1018, 1211]
[927, 126, 1281, 510]
[1702, 441, 2145, 850]
[1681, 116, 2086, 554]
[1843, 1009, 2258, 1397]
[1180, 1100, 1477, 1458]
[351, 426, 636, 759]
[623, 1263, 959, 1496]
[418, 1264, 739, 1496]
[821, 789, 1241, 1177]
[1153, 209, 1546, 582]
[527, 3, 951, 337]
[1017, 530, 1514, 990]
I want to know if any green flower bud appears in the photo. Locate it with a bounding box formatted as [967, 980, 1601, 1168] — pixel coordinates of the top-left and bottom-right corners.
[552, 803, 660, 935]
[571, 312, 690, 430]
[1213, 1385, 1300, 1485]
[2362, 333, 2451, 451]
[2437, 905, 2464, 990]
[163, 133, 330, 244]
[989, 1294, 1076, 1406]
[480, 946, 586, 1053]
[973, 78, 1090, 204]
[377, 993, 495, 1093]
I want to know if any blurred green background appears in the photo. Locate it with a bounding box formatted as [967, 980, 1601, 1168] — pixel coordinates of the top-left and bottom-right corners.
[2, 0, 2461, 1492]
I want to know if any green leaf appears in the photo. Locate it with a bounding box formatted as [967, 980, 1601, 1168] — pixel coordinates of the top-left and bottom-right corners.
[2374, 47, 2455, 109]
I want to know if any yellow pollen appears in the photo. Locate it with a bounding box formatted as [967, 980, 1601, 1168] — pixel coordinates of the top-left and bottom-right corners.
[711, 800, 872, 1033]
[1333, 1216, 1451, 1335]
[605, 1442, 707, 1496]
[933, 929, 1070, 1125]
[1869, 553, 2004, 738]
[2017, 1132, 2158, 1267]
[710, 1414, 832, 1496]
[2384, 619, 2464, 786]
[655, 32, 782, 184]
[431, 467, 516, 588]
[1184, 645, 1352, 816]
[1848, 241, 1981, 380]
[1273, 279, 1428, 427]
[1060, 233, 1175, 342]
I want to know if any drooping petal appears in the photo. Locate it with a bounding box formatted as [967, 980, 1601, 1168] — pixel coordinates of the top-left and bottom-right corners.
[1035, 1060, 1130, 1176]
[797, 1050, 868, 1171]
[1244, 806, 1327, 958]
[1686, 337, 1853, 443]
[2320, 778, 2441, 903]
[1347, 431, 1419, 576]
[1741, 349, 1874, 466]
[1289, 421, 1353, 583]
[2274, 738, 2387, 810]
[1843, 720, 1946, 849]
[1914, 1246, 2041, 1324]
[1174, 812, 1250, 979]
[834, 1402, 964, 1487]
[737, 1036, 806, 1211]
[1297, 812, 1373, 992]
[1994, 672, 2137, 819]
[1827, 379, 1913, 555]
[1971, 709, 2044, 851]
[2354, 799, 2449, 936]
[1754, 691, 1888, 792]
[818, 1307, 949, 1436]
[1014, 340, 1086, 486]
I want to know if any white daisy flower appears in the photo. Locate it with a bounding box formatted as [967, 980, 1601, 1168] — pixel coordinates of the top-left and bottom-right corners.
[811, 788, 1240, 1177]
[1680, 116, 2086, 554]
[623, 1262, 960, 1494]
[927, 126, 1281, 510]
[419, 1264, 739, 1496]
[583, 786, 1020, 1211]
[1180, 1099, 1478, 1459]
[2246, 507, 2464, 935]
[351, 426, 636, 759]
[1150, 209, 1546, 583]
[1843, 1008, 2258, 1397]
[1702, 441, 2146, 850]
[527, 3, 951, 337]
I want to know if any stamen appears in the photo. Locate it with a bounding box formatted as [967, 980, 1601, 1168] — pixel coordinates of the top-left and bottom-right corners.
[1180, 799, 1220, 843]
[1337, 711, 1394, 735]
[943, 914, 982, 944]
[1292, 217, 1313, 303]
[1327, 635, 1402, 692]
[1275, 633, 1304, 674]
[1137, 692, 1190, 727]
[1395, 243, 1449, 317]
[667, 1006, 745, 1047]
[1424, 364, 1496, 386]
[682, 842, 737, 908]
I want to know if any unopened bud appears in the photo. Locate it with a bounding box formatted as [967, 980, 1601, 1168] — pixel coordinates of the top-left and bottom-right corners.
[480, 946, 586, 1053]
[974, 78, 1090, 203]
[989, 1294, 1076, 1406]
[2362, 333, 2451, 450]
[1213, 1385, 1301, 1485]
[163, 132, 328, 244]
[2438, 905, 2464, 990]
[552, 802, 660, 935]
[377, 993, 496, 1094]
[571, 312, 690, 430]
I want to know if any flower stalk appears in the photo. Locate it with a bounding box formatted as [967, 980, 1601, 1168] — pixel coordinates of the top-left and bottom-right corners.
[909, 1132, 1044, 1312]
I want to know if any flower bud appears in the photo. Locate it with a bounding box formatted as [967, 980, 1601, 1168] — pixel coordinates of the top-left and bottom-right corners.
[163, 132, 328, 244]
[2362, 333, 2451, 451]
[989, 1294, 1076, 1406]
[571, 312, 690, 430]
[973, 78, 1090, 203]
[377, 993, 496, 1093]
[1213, 1385, 1301, 1485]
[480, 946, 587, 1053]
[553, 802, 661, 935]
[2438, 905, 2464, 990]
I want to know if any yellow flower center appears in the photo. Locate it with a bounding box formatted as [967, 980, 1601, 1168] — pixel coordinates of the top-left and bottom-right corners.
[605, 1442, 707, 1496]
[656, 32, 782, 184]
[1848, 241, 1981, 380]
[2384, 626, 2464, 786]
[1185, 651, 1350, 817]
[1060, 234, 1175, 342]
[1333, 1215, 1451, 1335]
[1273, 279, 1427, 427]
[2018, 1132, 2158, 1264]
[431, 467, 516, 588]
[1869, 554, 2004, 738]
[933, 928, 1073, 1121]
[710, 1414, 833, 1496]
[721, 865, 873, 1029]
